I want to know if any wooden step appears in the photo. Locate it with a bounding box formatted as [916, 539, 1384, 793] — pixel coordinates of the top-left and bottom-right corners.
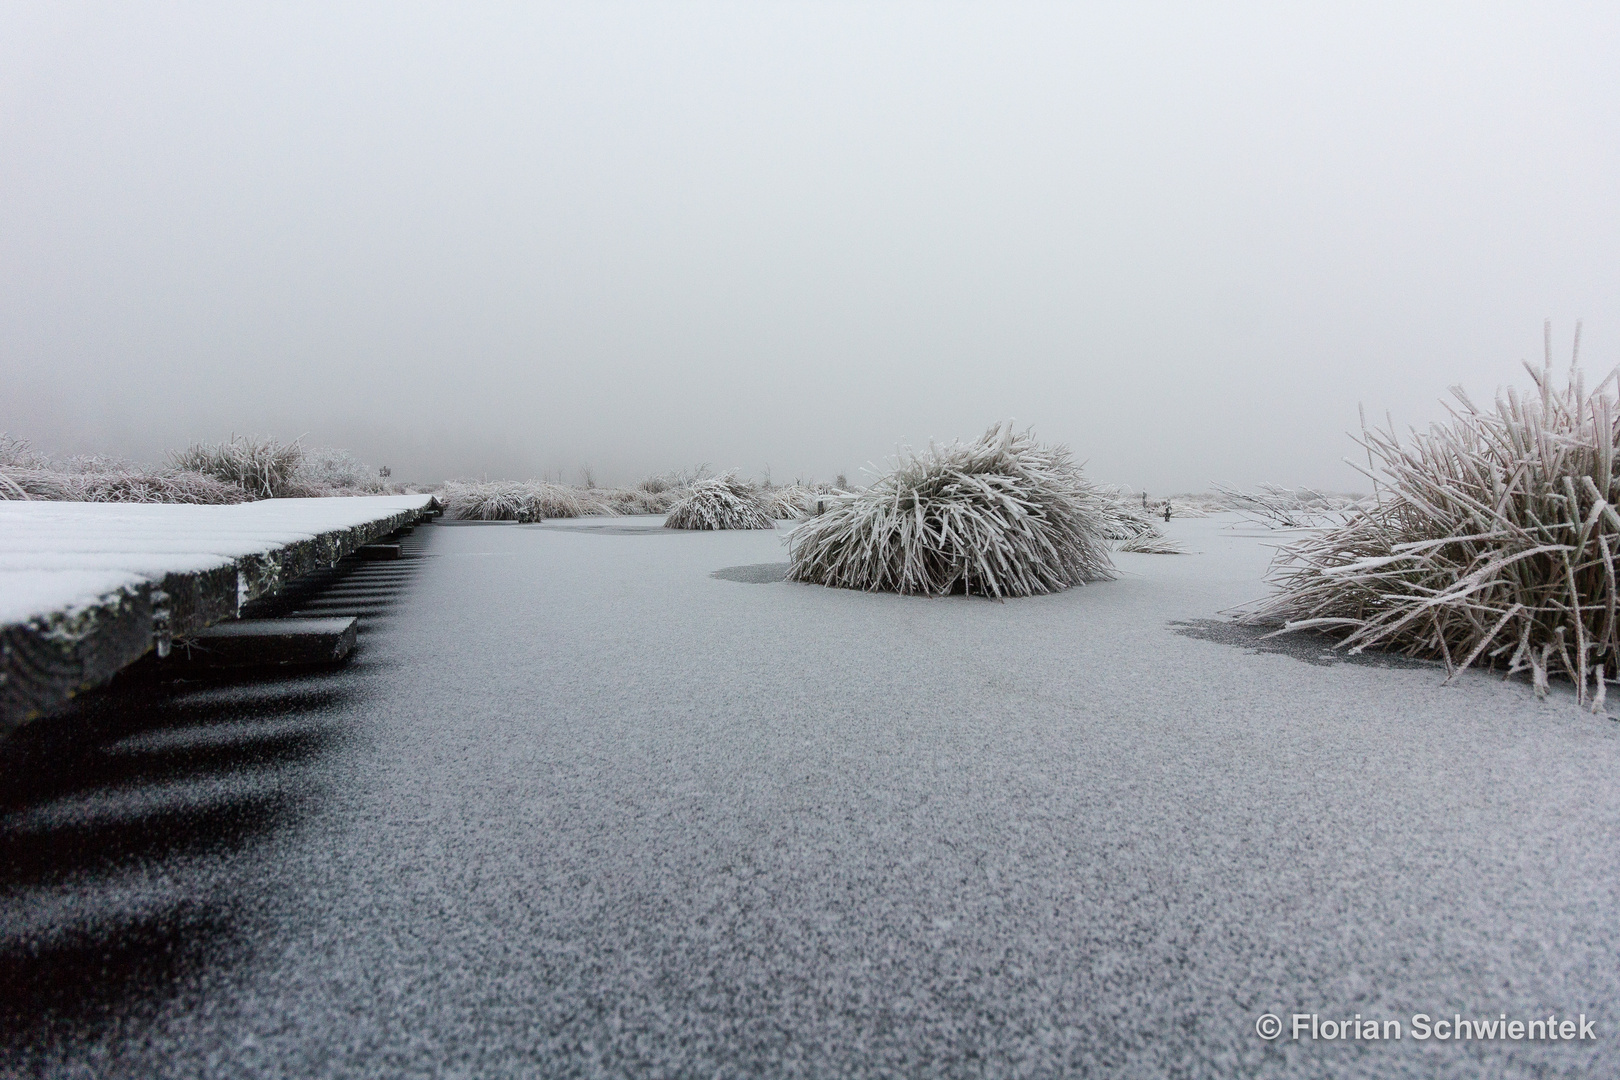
[170, 617, 359, 669]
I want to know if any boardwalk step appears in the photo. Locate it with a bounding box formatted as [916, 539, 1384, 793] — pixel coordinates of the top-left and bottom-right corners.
[172, 617, 359, 669]
[355, 543, 403, 560]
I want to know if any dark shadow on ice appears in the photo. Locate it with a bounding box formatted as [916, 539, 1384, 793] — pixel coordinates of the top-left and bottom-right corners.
[1169, 618, 1439, 670]
[0, 680, 354, 810]
[0, 788, 301, 888]
[711, 562, 791, 584]
[0, 900, 245, 1059]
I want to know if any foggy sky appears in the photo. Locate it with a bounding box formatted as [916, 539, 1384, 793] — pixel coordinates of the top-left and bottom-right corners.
[3, 2, 1617, 491]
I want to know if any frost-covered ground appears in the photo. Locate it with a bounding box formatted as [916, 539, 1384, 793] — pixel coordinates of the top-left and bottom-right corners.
[2, 515, 1616, 1078]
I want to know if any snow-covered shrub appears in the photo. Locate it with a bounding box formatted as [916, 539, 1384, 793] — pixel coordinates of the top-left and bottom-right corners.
[296, 447, 380, 492]
[663, 473, 777, 530]
[1241, 349, 1620, 708]
[170, 436, 304, 499]
[640, 466, 710, 494]
[788, 423, 1115, 596]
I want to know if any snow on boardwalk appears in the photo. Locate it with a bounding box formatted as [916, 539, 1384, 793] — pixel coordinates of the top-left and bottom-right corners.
[0, 495, 438, 731]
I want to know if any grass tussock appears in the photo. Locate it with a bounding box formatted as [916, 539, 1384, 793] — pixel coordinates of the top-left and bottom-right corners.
[169, 436, 306, 499]
[0, 466, 251, 504]
[440, 480, 592, 522]
[664, 473, 777, 530]
[1241, 340, 1620, 708]
[788, 423, 1114, 596]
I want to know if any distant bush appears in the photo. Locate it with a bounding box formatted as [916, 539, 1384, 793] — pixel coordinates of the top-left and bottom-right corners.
[1241, 343, 1620, 708]
[663, 473, 777, 530]
[441, 479, 594, 521]
[295, 447, 381, 492]
[170, 436, 304, 499]
[788, 423, 1115, 596]
[760, 484, 819, 520]
[591, 486, 678, 514]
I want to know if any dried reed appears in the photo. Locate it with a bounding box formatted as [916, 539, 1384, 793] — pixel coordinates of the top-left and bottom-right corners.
[0, 467, 251, 504]
[663, 473, 777, 530]
[440, 480, 594, 522]
[1117, 529, 1188, 554]
[1241, 338, 1620, 707]
[170, 436, 305, 499]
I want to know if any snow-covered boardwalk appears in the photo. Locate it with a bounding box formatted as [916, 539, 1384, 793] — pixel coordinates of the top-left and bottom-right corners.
[0, 495, 439, 732]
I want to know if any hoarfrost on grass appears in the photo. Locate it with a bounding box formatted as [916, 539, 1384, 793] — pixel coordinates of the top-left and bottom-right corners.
[441, 480, 591, 522]
[787, 423, 1114, 597]
[664, 474, 777, 531]
[1213, 483, 1369, 529]
[1117, 529, 1190, 555]
[169, 436, 306, 499]
[1241, 327, 1620, 709]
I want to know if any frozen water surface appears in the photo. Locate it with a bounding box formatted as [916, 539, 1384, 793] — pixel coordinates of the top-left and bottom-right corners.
[2, 516, 1616, 1077]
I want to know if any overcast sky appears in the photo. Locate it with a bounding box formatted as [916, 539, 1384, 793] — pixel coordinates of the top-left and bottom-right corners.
[2, 2, 1616, 491]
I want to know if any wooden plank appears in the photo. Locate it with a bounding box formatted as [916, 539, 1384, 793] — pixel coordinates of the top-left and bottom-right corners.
[0, 497, 439, 737]
[355, 543, 402, 560]
[155, 617, 359, 670]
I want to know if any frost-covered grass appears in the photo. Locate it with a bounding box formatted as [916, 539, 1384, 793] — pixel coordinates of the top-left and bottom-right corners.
[1, 435, 251, 504]
[594, 486, 680, 515]
[439, 479, 692, 521]
[664, 474, 777, 530]
[1213, 483, 1368, 529]
[1117, 529, 1189, 554]
[1, 434, 409, 504]
[170, 436, 306, 499]
[760, 484, 821, 520]
[295, 446, 384, 493]
[440, 480, 594, 522]
[1093, 487, 1160, 541]
[788, 424, 1114, 597]
[1241, 346, 1620, 708]
[0, 465, 251, 504]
